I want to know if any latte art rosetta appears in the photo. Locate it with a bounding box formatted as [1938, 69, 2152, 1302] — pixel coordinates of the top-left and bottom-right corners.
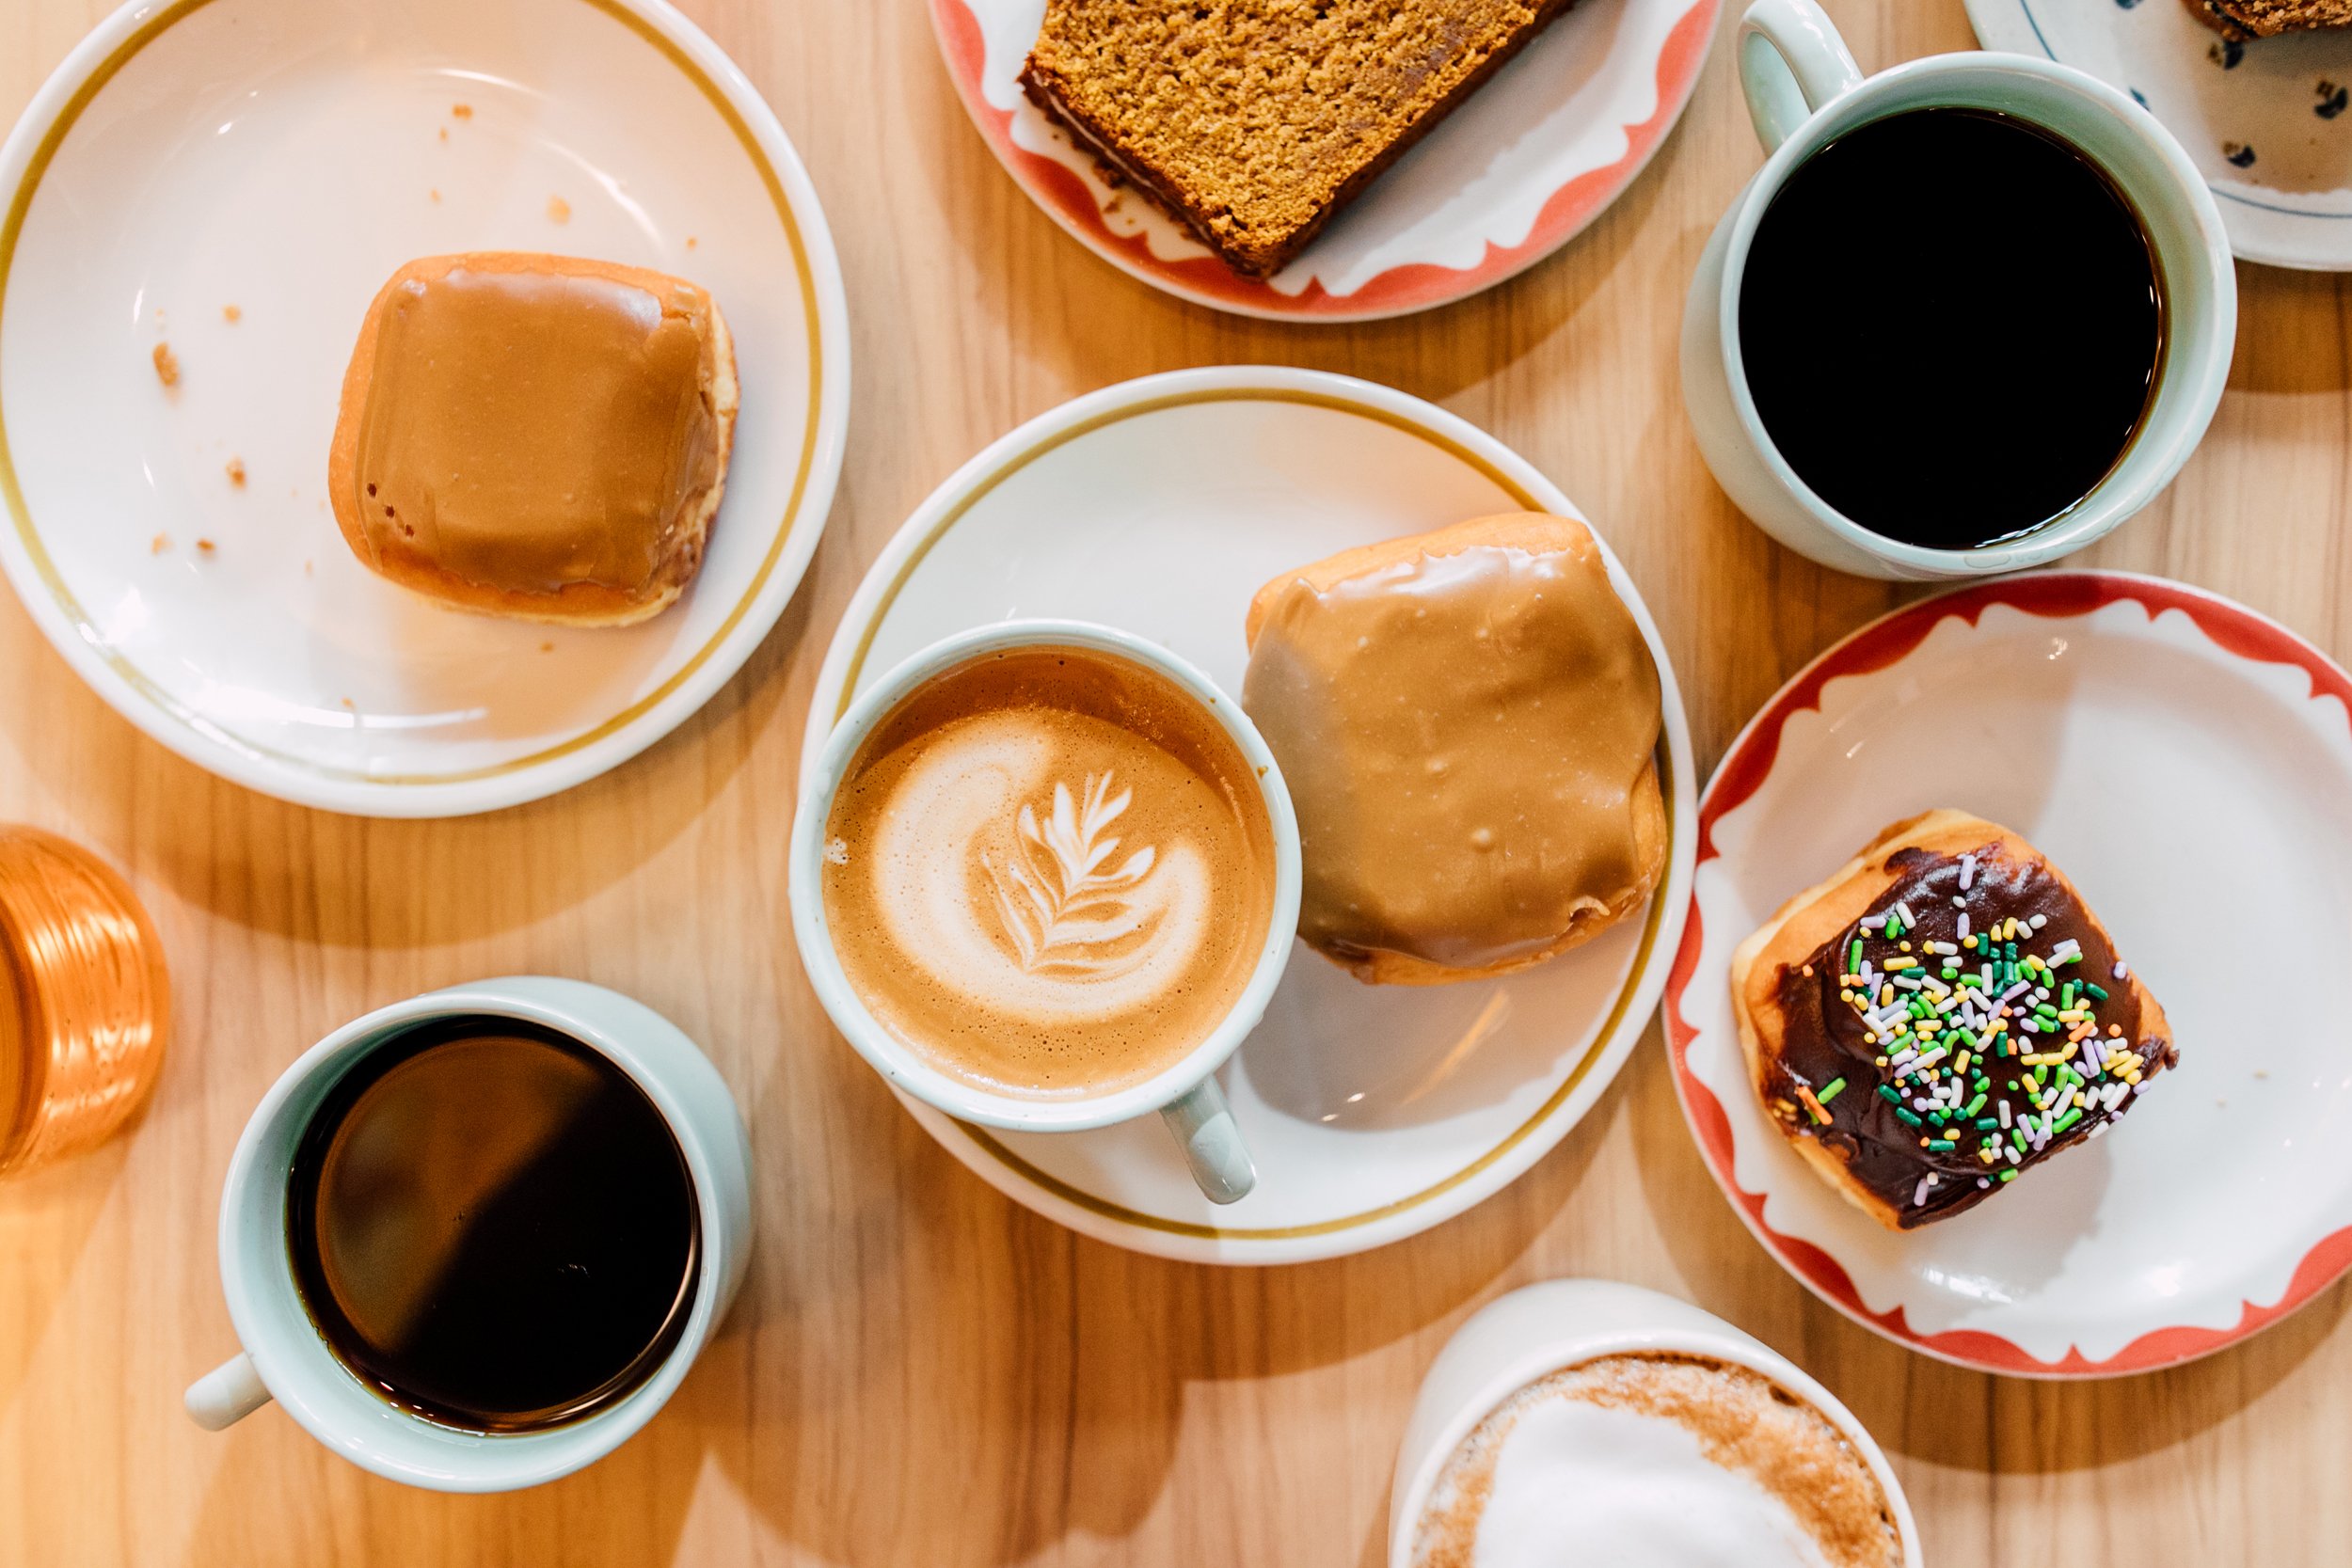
[868, 719, 1214, 1027]
[820, 643, 1278, 1099]
[986, 772, 1166, 975]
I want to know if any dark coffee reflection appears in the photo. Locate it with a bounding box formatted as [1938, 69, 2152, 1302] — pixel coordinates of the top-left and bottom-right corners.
[1740, 106, 2165, 551]
[287, 1018, 699, 1432]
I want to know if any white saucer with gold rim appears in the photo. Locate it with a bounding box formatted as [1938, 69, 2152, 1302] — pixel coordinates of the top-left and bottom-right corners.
[0, 0, 848, 816]
[798, 367, 1696, 1265]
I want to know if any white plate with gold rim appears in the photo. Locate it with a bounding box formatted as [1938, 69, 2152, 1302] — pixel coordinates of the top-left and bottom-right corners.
[799, 368, 1695, 1264]
[0, 0, 848, 816]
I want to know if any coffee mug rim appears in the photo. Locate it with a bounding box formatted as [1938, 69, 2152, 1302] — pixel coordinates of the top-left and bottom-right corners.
[788, 617, 1304, 1133]
[215, 977, 738, 1492]
[1715, 49, 2236, 577]
[1388, 1313, 1921, 1568]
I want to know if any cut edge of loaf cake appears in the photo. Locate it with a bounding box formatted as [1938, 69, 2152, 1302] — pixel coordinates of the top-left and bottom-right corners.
[2185, 0, 2352, 37]
[2183, 0, 2254, 38]
[1018, 0, 1581, 279]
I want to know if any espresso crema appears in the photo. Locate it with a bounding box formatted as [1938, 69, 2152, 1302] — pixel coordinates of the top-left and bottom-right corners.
[1412, 1354, 1903, 1568]
[820, 648, 1277, 1099]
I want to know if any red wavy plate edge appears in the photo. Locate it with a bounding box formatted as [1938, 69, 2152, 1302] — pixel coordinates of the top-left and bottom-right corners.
[930, 0, 1720, 319]
[1663, 571, 2352, 1377]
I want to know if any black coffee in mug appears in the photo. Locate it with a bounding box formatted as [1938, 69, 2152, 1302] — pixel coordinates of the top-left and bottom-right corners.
[1738, 106, 2165, 551]
[287, 1017, 699, 1432]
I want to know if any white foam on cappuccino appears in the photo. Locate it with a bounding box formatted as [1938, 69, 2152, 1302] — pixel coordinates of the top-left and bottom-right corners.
[1454, 1398, 1831, 1567]
[1411, 1355, 1901, 1568]
[821, 647, 1277, 1099]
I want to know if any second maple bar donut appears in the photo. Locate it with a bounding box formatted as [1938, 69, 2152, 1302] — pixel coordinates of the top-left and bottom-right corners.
[328, 252, 739, 626]
[1240, 513, 1666, 986]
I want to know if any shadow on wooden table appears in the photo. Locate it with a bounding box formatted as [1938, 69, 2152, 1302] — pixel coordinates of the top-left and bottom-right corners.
[0, 1143, 131, 1415]
[2232, 266, 2352, 396]
[646, 1018, 1618, 1567]
[94, 547, 825, 954]
[180, 1413, 709, 1568]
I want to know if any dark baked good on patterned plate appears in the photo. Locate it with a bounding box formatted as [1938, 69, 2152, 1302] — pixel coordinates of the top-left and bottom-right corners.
[2183, 0, 2352, 41]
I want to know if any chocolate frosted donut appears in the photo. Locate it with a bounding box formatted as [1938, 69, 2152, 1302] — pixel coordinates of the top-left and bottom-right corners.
[1732, 810, 2177, 1229]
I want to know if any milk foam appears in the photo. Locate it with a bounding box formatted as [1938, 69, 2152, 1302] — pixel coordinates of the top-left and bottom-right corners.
[1461, 1399, 1836, 1568]
[864, 713, 1214, 1029]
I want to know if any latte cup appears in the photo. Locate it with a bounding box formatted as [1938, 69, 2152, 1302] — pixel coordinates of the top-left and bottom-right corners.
[1680, 0, 2235, 580]
[182, 977, 754, 1492]
[1391, 1279, 1922, 1568]
[789, 620, 1302, 1206]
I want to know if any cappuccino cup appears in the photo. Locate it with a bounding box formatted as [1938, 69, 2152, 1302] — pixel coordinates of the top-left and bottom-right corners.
[1680, 0, 2234, 580]
[1391, 1280, 1921, 1568]
[789, 620, 1302, 1206]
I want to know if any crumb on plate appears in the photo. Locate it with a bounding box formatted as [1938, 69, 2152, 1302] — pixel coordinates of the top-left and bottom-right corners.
[226, 458, 246, 487]
[151, 342, 180, 388]
[548, 195, 571, 224]
[222, 304, 240, 324]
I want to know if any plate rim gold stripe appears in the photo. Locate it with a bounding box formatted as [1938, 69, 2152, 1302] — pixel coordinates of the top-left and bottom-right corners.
[826, 383, 1677, 1243]
[0, 0, 828, 789]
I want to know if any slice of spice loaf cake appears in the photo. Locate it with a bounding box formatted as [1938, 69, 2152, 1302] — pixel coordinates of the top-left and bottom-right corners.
[1020, 0, 1579, 278]
[2185, 0, 2352, 40]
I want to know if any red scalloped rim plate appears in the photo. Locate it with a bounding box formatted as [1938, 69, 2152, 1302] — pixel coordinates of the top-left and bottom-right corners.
[1665, 572, 2352, 1377]
[930, 0, 1718, 321]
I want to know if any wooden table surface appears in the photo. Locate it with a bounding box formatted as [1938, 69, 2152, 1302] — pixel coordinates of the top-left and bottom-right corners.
[4, 0, 2349, 1562]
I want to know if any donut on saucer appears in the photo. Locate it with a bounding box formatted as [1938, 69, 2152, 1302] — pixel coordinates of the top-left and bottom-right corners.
[1731, 809, 2176, 1230]
[1240, 513, 1665, 986]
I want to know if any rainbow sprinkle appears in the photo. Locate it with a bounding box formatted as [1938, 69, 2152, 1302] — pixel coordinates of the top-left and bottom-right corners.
[1798, 849, 2157, 1219]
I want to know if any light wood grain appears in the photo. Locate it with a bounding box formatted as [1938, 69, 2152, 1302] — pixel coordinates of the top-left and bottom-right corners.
[2, 1, 2347, 1563]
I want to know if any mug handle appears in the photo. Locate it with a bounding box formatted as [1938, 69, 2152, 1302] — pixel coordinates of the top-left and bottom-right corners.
[185, 1352, 272, 1431]
[1160, 1076, 1257, 1205]
[1737, 0, 1864, 153]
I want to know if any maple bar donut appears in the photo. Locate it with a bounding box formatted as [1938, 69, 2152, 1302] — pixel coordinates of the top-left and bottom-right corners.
[328, 252, 738, 626]
[1240, 513, 1666, 986]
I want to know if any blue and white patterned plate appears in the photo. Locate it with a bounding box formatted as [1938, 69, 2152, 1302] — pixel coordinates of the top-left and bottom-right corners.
[1970, 0, 2352, 269]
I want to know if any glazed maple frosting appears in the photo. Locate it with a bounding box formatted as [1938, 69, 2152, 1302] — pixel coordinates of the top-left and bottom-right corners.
[1241, 515, 1664, 983]
[328, 252, 735, 625]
